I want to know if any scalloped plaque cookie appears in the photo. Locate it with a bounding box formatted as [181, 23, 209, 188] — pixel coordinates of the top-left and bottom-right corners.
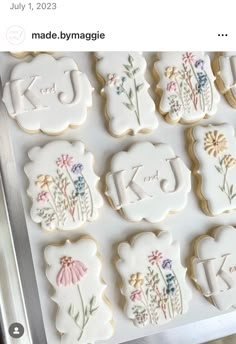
[190, 226, 236, 310]
[95, 52, 158, 137]
[105, 142, 191, 222]
[116, 231, 192, 327]
[213, 52, 236, 108]
[3, 54, 93, 134]
[154, 52, 219, 124]
[24, 141, 103, 231]
[188, 123, 236, 215]
[45, 237, 114, 344]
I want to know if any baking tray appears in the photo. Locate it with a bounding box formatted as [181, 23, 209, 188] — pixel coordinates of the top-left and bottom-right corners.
[0, 51, 236, 344]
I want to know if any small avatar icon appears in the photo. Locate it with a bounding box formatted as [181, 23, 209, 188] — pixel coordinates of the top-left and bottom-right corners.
[9, 322, 24, 338]
[13, 327, 20, 335]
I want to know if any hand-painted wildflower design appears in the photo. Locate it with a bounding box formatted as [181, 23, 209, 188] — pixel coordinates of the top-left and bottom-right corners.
[204, 131, 236, 204]
[57, 256, 99, 342]
[166, 52, 214, 119]
[129, 251, 183, 326]
[106, 54, 144, 125]
[36, 154, 93, 228]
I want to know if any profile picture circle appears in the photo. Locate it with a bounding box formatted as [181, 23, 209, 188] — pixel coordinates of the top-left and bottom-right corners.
[8, 322, 24, 338]
[6, 26, 25, 45]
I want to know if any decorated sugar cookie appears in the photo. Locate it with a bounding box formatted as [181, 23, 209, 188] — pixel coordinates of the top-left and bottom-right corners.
[188, 123, 236, 216]
[24, 141, 103, 231]
[3, 54, 93, 134]
[212, 52, 236, 108]
[45, 237, 114, 344]
[154, 52, 220, 124]
[106, 142, 191, 222]
[190, 226, 236, 310]
[10, 51, 53, 58]
[95, 52, 158, 137]
[116, 231, 192, 327]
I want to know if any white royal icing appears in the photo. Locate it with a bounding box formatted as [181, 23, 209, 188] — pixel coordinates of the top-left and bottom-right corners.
[24, 141, 103, 231]
[191, 226, 236, 310]
[106, 142, 191, 222]
[116, 231, 192, 327]
[95, 52, 158, 136]
[218, 52, 236, 96]
[3, 54, 93, 134]
[154, 52, 219, 123]
[45, 237, 113, 344]
[10, 51, 53, 58]
[191, 123, 236, 215]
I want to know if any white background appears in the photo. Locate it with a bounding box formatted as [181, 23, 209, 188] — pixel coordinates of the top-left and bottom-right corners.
[0, 0, 235, 50]
[1, 51, 236, 344]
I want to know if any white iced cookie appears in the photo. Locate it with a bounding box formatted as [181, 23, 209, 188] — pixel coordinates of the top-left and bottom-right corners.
[191, 225, 236, 310]
[45, 237, 114, 344]
[95, 52, 158, 137]
[154, 52, 220, 124]
[106, 142, 191, 222]
[24, 141, 103, 231]
[212, 52, 236, 108]
[116, 231, 192, 327]
[188, 123, 236, 216]
[3, 54, 93, 134]
[10, 51, 53, 58]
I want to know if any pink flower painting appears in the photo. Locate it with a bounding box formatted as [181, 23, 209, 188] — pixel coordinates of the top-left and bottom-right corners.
[37, 191, 50, 204]
[148, 250, 163, 265]
[57, 256, 88, 286]
[55, 254, 99, 343]
[182, 52, 195, 64]
[167, 81, 177, 92]
[130, 290, 142, 302]
[56, 154, 75, 169]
